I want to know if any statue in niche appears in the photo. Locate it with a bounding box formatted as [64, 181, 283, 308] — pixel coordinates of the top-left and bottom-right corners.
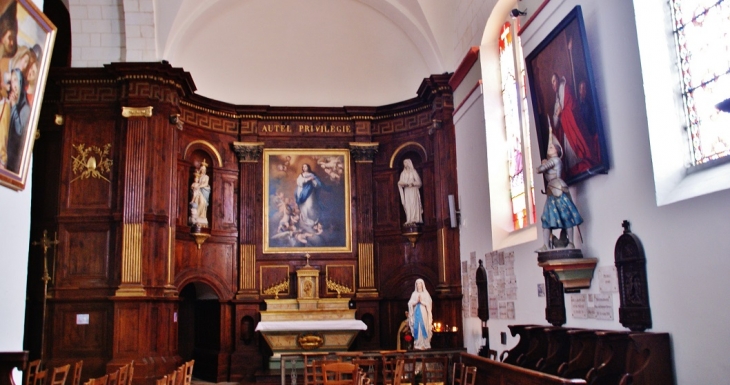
[535, 130, 583, 252]
[408, 278, 433, 350]
[189, 160, 211, 228]
[398, 159, 423, 225]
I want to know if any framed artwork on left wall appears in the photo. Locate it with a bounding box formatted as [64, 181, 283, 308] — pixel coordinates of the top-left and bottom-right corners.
[0, 0, 56, 190]
[263, 148, 352, 254]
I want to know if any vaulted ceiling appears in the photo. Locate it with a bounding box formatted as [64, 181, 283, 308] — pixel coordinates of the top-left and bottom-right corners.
[155, 0, 456, 106]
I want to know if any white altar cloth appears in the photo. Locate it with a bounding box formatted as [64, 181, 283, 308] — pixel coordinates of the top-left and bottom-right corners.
[255, 320, 367, 332]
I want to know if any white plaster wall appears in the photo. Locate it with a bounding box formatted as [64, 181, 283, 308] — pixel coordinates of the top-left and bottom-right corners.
[454, 0, 730, 383]
[0, 166, 32, 382]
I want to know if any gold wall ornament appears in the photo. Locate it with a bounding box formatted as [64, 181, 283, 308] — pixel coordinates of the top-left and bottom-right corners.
[297, 333, 324, 350]
[122, 106, 154, 118]
[71, 143, 113, 183]
[263, 279, 290, 299]
[326, 278, 352, 298]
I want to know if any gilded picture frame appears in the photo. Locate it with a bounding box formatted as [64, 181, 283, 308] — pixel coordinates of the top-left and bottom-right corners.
[525, 6, 609, 186]
[263, 148, 352, 253]
[0, 0, 56, 190]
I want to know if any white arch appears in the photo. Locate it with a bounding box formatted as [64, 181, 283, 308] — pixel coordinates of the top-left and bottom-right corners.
[158, 0, 445, 106]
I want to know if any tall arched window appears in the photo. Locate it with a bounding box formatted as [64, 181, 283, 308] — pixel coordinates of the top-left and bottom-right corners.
[670, 0, 730, 166]
[499, 21, 535, 230]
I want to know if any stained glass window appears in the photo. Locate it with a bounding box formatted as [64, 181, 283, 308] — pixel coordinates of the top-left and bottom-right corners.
[499, 22, 535, 230]
[670, 0, 730, 165]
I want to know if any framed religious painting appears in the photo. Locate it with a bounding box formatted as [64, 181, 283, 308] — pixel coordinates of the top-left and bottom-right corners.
[263, 148, 352, 253]
[0, 0, 56, 190]
[525, 6, 608, 185]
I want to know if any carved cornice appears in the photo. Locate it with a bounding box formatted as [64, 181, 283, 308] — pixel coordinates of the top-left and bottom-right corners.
[232, 142, 265, 163]
[349, 142, 379, 163]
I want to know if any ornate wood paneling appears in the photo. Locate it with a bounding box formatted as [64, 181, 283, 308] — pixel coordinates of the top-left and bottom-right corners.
[31, 64, 459, 384]
[63, 115, 117, 212]
[214, 172, 238, 232]
[60, 225, 111, 285]
[373, 173, 398, 228]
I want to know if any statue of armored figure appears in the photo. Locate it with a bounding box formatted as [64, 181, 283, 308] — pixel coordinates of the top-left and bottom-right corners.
[536, 128, 583, 252]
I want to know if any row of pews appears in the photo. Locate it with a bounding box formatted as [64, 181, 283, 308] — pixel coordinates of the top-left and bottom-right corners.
[460, 325, 674, 385]
[154, 360, 193, 385]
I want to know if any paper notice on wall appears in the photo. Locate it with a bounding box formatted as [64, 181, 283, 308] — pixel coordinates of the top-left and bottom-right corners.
[571, 293, 614, 321]
[571, 294, 588, 318]
[498, 301, 515, 319]
[597, 266, 619, 293]
[486, 250, 518, 319]
[593, 293, 614, 320]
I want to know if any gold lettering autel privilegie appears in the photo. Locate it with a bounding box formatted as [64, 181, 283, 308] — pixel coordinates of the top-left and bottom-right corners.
[258, 124, 352, 134]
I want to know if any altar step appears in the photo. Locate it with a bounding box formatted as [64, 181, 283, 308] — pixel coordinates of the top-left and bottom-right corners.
[251, 369, 302, 385]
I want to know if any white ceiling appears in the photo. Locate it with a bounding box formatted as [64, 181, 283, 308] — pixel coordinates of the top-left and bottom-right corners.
[156, 0, 455, 107]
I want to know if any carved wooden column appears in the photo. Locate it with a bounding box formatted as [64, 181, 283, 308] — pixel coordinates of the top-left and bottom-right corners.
[233, 141, 264, 299]
[428, 75, 459, 294]
[349, 141, 379, 298]
[116, 106, 153, 297]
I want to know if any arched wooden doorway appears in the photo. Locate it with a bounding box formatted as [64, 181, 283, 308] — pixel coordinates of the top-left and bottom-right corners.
[178, 282, 222, 382]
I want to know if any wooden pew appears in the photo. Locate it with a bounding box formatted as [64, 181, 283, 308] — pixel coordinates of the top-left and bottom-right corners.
[0, 352, 28, 385]
[557, 329, 599, 379]
[497, 325, 675, 385]
[500, 324, 541, 365]
[461, 352, 587, 385]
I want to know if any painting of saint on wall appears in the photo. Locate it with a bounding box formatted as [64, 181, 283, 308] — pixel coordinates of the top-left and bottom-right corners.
[263, 149, 351, 253]
[525, 6, 609, 185]
[0, 0, 56, 190]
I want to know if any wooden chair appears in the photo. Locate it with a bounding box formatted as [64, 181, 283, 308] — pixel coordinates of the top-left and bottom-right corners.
[155, 376, 166, 385]
[107, 370, 119, 385]
[352, 357, 381, 385]
[421, 356, 448, 385]
[463, 366, 477, 385]
[335, 352, 363, 363]
[117, 365, 128, 385]
[50, 365, 71, 385]
[86, 374, 108, 385]
[164, 370, 175, 385]
[71, 361, 83, 385]
[381, 353, 405, 385]
[399, 357, 417, 385]
[309, 358, 340, 385]
[126, 362, 134, 385]
[391, 360, 404, 385]
[175, 364, 185, 385]
[34, 369, 47, 385]
[25, 359, 41, 385]
[182, 360, 194, 385]
[321, 362, 357, 385]
[451, 362, 465, 385]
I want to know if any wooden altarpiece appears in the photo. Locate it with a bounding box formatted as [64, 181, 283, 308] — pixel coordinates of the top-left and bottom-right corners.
[24, 62, 462, 384]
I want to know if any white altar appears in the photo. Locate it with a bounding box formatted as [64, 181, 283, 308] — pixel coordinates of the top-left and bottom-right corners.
[256, 261, 366, 362]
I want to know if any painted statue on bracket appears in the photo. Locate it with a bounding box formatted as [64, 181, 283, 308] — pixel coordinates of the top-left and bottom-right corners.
[535, 129, 583, 251]
[398, 159, 423, 225]
[189, 160, 210, 228]
[408, 278, 433, 350]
